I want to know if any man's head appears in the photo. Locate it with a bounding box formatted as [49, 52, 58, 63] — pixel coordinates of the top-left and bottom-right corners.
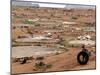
[82, 44, 85, 49]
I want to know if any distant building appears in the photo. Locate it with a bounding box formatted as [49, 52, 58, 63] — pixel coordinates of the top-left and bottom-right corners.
[12, 1, 40, 7]
[12, 24, 34, 29]
[62, 21, 77, 25]
[77, 35, 91, 40]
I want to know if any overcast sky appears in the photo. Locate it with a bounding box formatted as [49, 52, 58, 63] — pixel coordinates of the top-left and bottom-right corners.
[12, 0, 95, 9]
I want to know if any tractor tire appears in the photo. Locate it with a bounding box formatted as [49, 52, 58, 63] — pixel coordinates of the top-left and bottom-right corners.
[77, 51, 89, 65]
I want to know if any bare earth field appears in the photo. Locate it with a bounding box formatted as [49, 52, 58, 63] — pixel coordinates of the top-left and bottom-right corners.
[12, 47, 96, 74]
[11, 2, 96, 74]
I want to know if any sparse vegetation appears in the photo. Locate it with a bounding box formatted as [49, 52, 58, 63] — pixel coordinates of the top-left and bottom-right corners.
[24, 20, 35, 24]
[35, 62, 52, 71]
[71, 16, 78, 20]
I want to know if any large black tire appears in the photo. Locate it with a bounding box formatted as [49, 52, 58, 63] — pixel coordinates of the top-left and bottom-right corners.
[77, 51, 89, 65]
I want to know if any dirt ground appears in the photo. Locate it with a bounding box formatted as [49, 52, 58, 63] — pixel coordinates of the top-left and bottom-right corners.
[11, 47, 96, 74]
[11, 3, 96, 74]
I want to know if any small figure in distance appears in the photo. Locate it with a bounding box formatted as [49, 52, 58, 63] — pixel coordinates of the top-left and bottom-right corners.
[82, 44, 89, 53]
[77, 44, 90, 65]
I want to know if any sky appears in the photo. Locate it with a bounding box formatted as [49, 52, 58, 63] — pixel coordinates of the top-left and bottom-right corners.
[12, 0, 95, 9]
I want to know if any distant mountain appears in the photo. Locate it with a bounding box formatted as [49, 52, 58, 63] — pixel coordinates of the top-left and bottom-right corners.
[11, 0, 21, 1]
[12, 1, 40, 7]
[64, 4, 95, 9]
